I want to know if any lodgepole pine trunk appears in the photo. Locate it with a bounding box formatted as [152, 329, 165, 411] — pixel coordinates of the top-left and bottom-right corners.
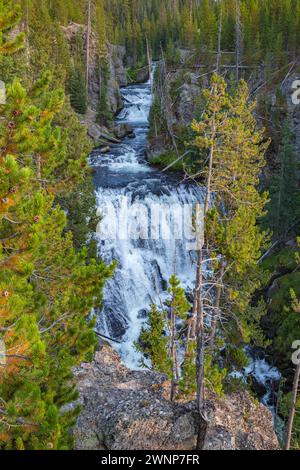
[285, 362, 300, 450]
[235, 0, 242, 83]
[170, 304, 179, 401]
[195, 245, 208, 449]
[216, 1, 223, 74]
[86, 0, 91, 94]
[146, 36, 152, 92]
[209, 258, 225, 350]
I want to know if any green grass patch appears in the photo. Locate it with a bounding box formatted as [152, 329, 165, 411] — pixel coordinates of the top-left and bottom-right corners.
[262, 247, 298, 273]
[269, 271, 300, 313]
[149, 151, 185, 172]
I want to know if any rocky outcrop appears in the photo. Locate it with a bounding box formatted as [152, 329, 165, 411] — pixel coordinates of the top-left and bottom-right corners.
[175, 72, 207, 126]
[78, 108, 121, 146]
[61, 23, 127, 142]
[76, 31, 125, 115]
[113, 123, 135, 139]
[134, 66, 150, 84]
[107, 44, 127, 114]
[73, 343, 280, 451]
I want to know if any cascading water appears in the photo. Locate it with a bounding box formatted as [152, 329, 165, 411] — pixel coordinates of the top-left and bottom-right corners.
[91, 73, 203, 368]
[90, 71, 282, 422]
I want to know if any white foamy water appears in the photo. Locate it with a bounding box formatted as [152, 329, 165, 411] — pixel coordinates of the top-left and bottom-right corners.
[92, 68, 283, 423]
[92, 71, 203, 368]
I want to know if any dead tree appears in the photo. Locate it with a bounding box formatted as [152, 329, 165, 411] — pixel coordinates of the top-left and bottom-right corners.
[86, 0, 91, 94]
[216, 1, 223, 73]
[235, 0, 242, 83]
[146, 36, 152, 92]
[194, 114, 217, 449]
[209, 258, 225, 349]
[285, 361, 300, 450]
[170, 303, 178, 401]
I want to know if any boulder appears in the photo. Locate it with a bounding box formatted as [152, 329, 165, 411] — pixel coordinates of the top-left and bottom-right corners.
[113, 123, 134, 139]
[99, 146, 111, 154]
[73, 344, 280, 451]
[135, 67, 150, 84]
[87, 122, 102, 142]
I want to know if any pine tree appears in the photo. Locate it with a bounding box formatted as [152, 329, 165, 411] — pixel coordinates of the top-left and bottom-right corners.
[191, 74, 269, 446]
[0, 3, 114, 448]
[0, 1, 25, 55]
[68, 66, 87, 115]
[285, 291, 300, 450]
[0, 73, 115, 449]
[135, 276, 191, 393]
[135, 304, 172, 376]
[265, 119, 299, 241]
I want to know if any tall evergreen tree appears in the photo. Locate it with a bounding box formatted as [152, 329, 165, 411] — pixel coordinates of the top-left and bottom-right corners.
[68, 66, 87, 114]
[265, 119, 299, 241]
[0, 3, 114, 449]
[191, 74, 269, 447]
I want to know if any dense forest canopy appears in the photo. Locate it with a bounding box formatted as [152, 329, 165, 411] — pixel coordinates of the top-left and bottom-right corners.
[14, 0, 300, 65]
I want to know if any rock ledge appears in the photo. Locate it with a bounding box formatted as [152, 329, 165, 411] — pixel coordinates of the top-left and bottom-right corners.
[73, 344, 280, 451]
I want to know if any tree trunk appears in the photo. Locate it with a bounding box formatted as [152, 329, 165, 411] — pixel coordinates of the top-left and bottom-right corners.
[160, 47, 179, 156]
[285, 362, 300, 450]
[196, 247, 205, 405]
[235, 0, 242, 83]
[170, 305, 177, 401]
[216, 2, 223, 73]
[209, 259, 225, 350]
[36, 154, 41, 180]
[25, 0, 30, 65]
[193, 88, 218, 451]
[195, 246, 208, 449]
[146, 36, 152, 92]
[86, 0, 91, 94]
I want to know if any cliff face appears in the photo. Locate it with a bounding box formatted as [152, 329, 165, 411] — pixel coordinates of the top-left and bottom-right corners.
[61, 22, 126, 115]
[73, 344, 280, 451]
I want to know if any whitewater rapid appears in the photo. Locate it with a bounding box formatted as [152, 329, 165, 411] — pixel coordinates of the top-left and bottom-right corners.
[90, 74, 203, 369]
[90, 73, 282, 424]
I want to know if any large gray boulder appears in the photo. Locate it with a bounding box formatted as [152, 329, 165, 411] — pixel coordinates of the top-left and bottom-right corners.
[73, 344, 280, 451]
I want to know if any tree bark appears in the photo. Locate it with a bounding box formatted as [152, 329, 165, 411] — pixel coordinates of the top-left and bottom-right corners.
[285, 362, 300, 450]
[209, 259, 225, 350]
[195, 245, 208, 449]
[216, 2, 223, 73]
[170, 305, 177, 401]
[86, 0, 91, 94]
[146, 36, 152, 92]
[235, 0, 242, 83]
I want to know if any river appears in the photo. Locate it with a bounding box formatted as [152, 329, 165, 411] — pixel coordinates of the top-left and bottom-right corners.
[89, 72, 282, 424]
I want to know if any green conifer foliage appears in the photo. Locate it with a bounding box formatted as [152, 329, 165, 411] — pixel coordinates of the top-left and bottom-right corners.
[136, 305, 172, 375]
[136, 275, 226, 399]
[265, 119, 299, 241]
[192, 74, 269, 371]
[0, 72, 115, 449]
[68, 66, 87, 114]
[0, 1, 25, 55]
[0, 2, 114, 449]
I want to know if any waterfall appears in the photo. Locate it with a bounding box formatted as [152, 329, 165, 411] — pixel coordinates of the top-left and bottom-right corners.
[91, 73, 282, 422]
[91, 75, 203, 369]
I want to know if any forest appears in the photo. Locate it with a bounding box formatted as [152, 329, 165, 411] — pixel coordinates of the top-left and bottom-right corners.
[0, 0, 299, 453]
